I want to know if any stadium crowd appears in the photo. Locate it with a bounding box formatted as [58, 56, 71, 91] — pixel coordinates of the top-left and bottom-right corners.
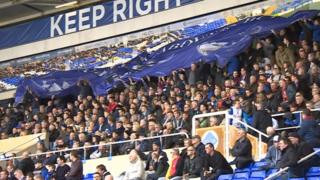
[0, 15, 320, 180]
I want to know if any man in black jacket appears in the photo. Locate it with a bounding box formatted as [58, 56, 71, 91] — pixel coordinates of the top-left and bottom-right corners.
[203, 143, 233, 180]
[230, 128, 253, 169]
[183, 146, 202, 179]
[145, 142, 168, 171]
[276, 138, 299, 179]
[252, 102, 273, 135]
[18, 152, 34, 176]
[56, 156, 70, 180]
[192, 135, 205, 157]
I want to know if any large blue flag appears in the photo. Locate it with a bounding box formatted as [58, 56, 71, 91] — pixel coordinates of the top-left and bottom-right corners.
[14, 10, 320, 104]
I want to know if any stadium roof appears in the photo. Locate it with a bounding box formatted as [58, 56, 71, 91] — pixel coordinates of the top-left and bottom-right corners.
[0, 0, 106, 28]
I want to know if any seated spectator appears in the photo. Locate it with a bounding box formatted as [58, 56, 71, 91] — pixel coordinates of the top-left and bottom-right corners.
[229, 128, 253, 169]
[191, 135, 205, 157]
[67, 151, 83, 180]
[14, 169, 25, 180]
[276, 138, 299, 179]
[44, 163, 56, 180]
[183, 146, 202, 179]
[123, 149, 145, 180]
[90, 142, 109, 159]
[96, 164, 113, 180]
[202, 143, 233, 180]
[145, 142, 168, 171]
[146, 151, 169, 180]
[0, 170, 9, 180]
[56, 156, 70, 180]
[93, 172, 102, 180]
[262, 135, 281, 170]
[162, 148, 184, 180]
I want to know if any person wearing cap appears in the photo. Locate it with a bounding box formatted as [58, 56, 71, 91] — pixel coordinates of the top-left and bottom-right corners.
[262, 135, 282, 170]
[229, 128, 253, 169]
[145, 142, 168, 171]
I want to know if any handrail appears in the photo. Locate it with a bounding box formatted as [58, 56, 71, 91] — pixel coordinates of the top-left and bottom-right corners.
[0, 132, 189, 162]
[0, 133, 45, 157]
[265, 148, 320, 180]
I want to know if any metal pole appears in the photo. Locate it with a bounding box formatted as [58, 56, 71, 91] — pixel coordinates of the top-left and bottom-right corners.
[225, 112, 230, 159]
[258, 133, 262, 160]
[83, 148, 87, 161]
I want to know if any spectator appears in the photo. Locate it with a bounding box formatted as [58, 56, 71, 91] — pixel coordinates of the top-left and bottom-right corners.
[96, 164, 113, 180]
[229, 128, 253, 169]
[262, 135, 281, 170]
[298, 109, 320, 147]
[252, 102, 273, 135]
[183, 146, 202, 179]
[67, 151, 83, 180]
[13, 169, 25, 180]
[191, 135, 205, 157]
[202, 143, 233, 180]
[146, 151, 169, 180]
[162, 148, 184, 180]
[56, 156, 70, 180]
[124, 149, 145, 180]
[44, 163, 56, 180]
[276, 138, 299, 179]
[17, 152, 35, 176]
[90, 142, 109, 159]
[145, 142, 168, 171]
[0, 170, 9, 180]
[93, 172, 102, 180]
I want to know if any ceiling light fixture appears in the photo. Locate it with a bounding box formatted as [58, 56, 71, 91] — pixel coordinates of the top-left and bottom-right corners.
[55, 1, 78, 8]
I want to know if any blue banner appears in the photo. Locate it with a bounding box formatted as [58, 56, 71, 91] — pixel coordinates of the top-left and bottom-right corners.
[14, 10, 320, 104]
[0, 0, 199, 49]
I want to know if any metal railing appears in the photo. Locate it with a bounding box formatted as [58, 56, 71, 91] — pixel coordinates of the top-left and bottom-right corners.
[0, 132, 189, 162]
[0, 133, 46, 158]
[265, 148, 320, 180]
[272, 108, 320, 131]
[191, 110, 268, 160]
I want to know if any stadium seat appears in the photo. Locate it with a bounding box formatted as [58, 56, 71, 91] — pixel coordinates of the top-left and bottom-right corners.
[307, 177, 320, 180]
[289, 178, 305, 180]
[251, 161, 268, 171]
[232, 172, 250, 180]
[218, 174, 233, 180]
[235, 163, 252, 173]
[250, 170, 266, 179]
[84, 173, 94, 180]
[307, 167, 320, 177]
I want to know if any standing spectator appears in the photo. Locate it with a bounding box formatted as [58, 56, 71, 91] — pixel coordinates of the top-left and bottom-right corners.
[56, 156, 70, 180]
[252, 102, 273, 134]
[202, 143, 233, 180]
[67, 151, 83, 180]
[298, 109, 320, 147]
[187, 64, 200, 86]
[18, 152, 35, 176]
[230, 128, 253, 169]
[275, 43, 296, 70]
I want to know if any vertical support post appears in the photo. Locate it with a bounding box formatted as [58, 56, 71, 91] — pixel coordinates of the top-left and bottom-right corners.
[225, 112, 230, 159]
[258, 133, 262, 160]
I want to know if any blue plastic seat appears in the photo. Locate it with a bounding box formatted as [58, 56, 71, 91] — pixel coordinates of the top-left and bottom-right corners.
[307, 167, 320, 177]
[289, 178, 305, 180]
[250, 170, 266, 178]
[235, 163, 252, 173]
[233, 172, 249, 180]
[251, 161, 268, 171]
[218, 174, 233, 180]
[307, 177, 320, 180]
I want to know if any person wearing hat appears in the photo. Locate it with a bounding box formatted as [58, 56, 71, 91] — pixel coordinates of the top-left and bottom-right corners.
[262, 135, 282, 170]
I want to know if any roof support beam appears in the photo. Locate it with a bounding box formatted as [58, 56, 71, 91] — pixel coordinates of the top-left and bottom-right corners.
[0, 0, 34, 9]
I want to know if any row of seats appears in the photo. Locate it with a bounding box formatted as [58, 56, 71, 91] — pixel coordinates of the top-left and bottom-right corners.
[273, 0, 312, 14]
[182, 18, 227, 37]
